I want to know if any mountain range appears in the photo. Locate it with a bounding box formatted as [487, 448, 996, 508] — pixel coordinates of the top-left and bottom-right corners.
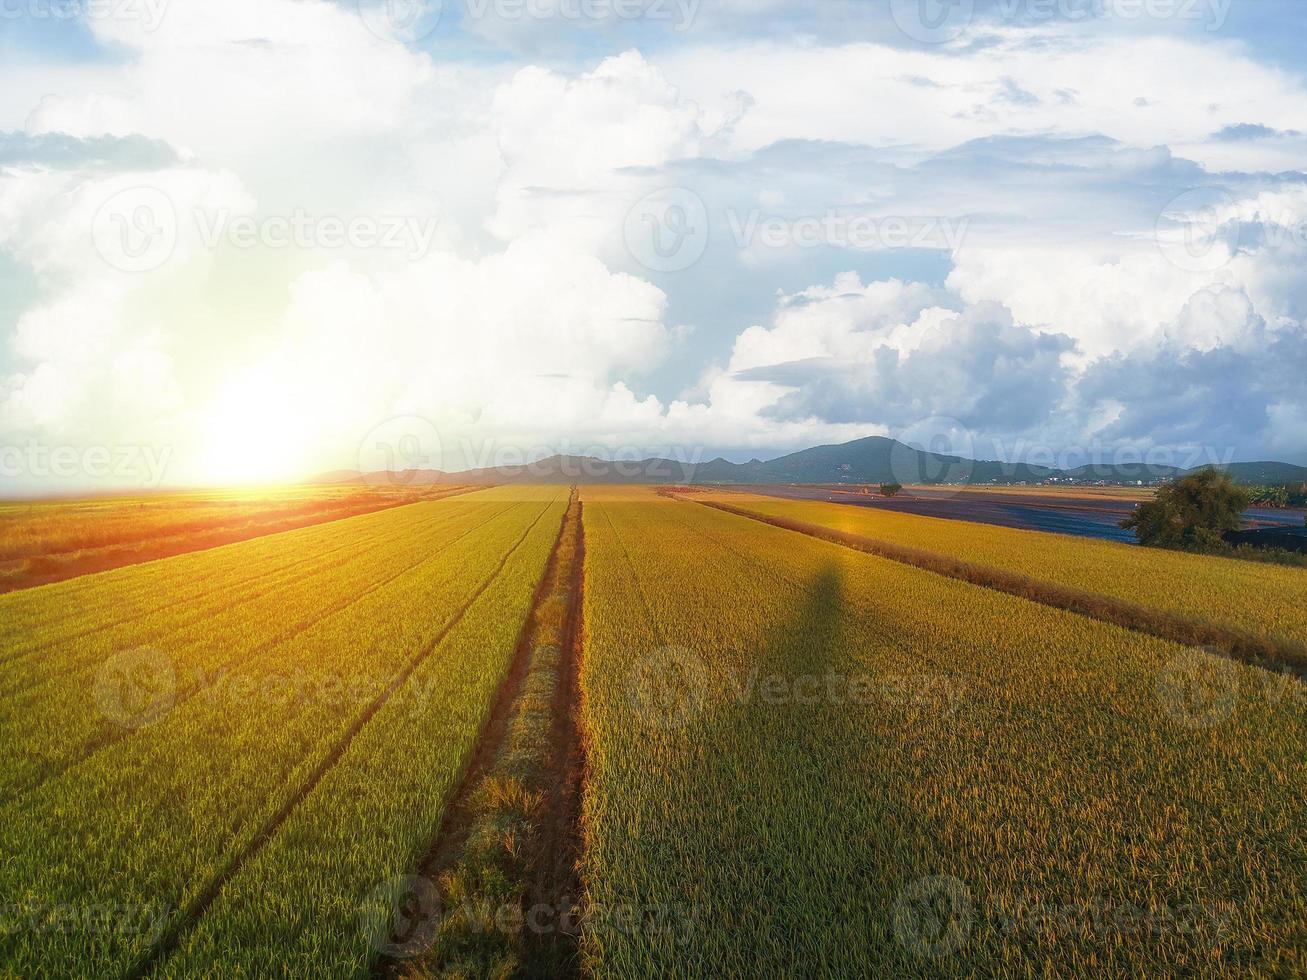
[317, 436, 1307, 487]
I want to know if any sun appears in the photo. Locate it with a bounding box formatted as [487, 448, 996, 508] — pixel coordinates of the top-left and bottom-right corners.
[197, 370, 318, 486]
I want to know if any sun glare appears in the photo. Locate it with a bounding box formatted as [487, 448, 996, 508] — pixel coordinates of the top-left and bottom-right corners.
[198, 373, 317, 486]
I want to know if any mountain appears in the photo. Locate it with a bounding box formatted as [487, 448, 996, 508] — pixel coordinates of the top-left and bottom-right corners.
[317, 437, 1307, 488]
[1203, 461, 1307, 484]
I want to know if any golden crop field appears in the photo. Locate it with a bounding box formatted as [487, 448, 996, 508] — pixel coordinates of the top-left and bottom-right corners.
[0, 483, 465, 593]
[0, 486, 566, 977]
[2, 483, 1304, 978]
[579, 487, 1306, 977]
[690, 489, 1307, 659]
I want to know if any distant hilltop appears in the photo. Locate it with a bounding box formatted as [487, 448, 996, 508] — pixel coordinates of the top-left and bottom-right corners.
[318, 436, 1307, 487]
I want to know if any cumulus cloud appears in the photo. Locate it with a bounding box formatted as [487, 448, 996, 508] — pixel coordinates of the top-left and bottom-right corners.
[2, 2, 1307, 487]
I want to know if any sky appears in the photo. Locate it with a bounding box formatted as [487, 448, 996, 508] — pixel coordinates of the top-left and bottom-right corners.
[1, 0, 1305, 490]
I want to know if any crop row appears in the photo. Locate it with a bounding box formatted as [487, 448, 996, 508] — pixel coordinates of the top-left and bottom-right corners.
[0, 488, 561, 977]
[0, 487, 483, 659]
[693, 490, 1307, 651]
[0, 496, 482, 692]
[156, 487, 570, 976]
[578, 487, 1306, 977]
[0, 484, 472, 593]
[0, 499, 516, 800]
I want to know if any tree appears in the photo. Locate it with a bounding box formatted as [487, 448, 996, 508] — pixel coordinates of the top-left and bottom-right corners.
[1121, 469, 1250, 550]
[879, 482, 903, 498]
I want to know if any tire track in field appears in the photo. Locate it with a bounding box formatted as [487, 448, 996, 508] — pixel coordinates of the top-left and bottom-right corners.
[526, 491, 588, 977]
[0, 502, 473, 696]
[682, 496, 1307, 676]
[372, 490, 588, 978]
[5, 504, 519, 804]
[0, 490, 487, 667]
[129, 495, 559, 980]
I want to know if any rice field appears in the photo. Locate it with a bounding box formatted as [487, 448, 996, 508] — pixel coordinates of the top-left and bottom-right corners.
[2, 483, 1303, 977]
[579, 487, 1306, 977]
[689, 489, 1307, 652]
[0, 483, 461, 593]
[0, 486, 565, 977]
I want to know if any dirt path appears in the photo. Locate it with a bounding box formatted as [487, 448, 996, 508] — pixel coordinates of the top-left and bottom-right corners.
[377, 489, 588, 978]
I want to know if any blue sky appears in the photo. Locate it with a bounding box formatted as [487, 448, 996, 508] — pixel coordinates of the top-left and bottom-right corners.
[1, 0, 1305, 488]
